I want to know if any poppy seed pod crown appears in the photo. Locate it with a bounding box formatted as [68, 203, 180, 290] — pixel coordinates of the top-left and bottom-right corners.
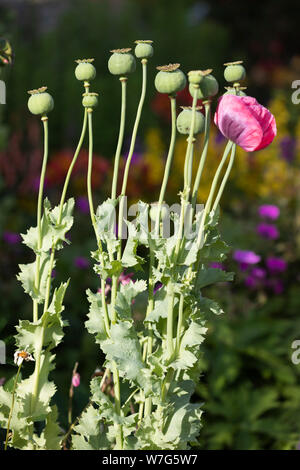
[75, 59, 96, 82]
[27, 87, 54, 116]
[155, 64, 186, 95]
[134, 40, 153, 59]
[108, 49, 136, 76]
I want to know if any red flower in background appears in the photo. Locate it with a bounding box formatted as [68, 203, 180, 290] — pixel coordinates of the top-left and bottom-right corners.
[46, 149, 110, 189]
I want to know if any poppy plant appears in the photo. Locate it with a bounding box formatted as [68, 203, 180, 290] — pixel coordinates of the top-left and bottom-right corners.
[214, 94, 276, 152]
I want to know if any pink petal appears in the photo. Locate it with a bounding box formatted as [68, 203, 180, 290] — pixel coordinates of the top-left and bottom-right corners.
[214, 95, 276, 152]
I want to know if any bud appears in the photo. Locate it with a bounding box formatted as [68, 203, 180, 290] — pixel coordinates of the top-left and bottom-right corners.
[176, 107, 205, 135]
[134, 40, 153, 59]
[72, 372, 80, 388]
[75, 58, 96, 81]
[108, 48, 136, 76]
[27, 86, 54, 116]
[224, 61, 246, 83]
[155, 63, 186, 95]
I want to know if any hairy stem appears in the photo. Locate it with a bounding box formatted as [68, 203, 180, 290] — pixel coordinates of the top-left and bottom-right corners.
[117, 59, 147, 249]
[154, 95, 177, 234]
[111, 78, 127, 200]
[33, 117, 49, 322]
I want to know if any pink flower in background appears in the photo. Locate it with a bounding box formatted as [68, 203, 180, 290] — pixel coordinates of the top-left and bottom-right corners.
[233, 250, 261, 266]
[72, 373, 80, 388]
[258, 204, 280, 220]
[256, 223, 279, 240]
[98, 283, 111, 296]
[210, 262, 225, 270]
[214, 95, 276, 152]
[266, 257, 287, 274]
[119, 272, 134, 286]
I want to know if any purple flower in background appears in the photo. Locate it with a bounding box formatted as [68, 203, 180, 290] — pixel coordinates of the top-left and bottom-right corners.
[258, 204, 280, 220]
[280, 136, 296, 162]
[210, 262, 225, 270]
[245, 275, 258, 289]
[0, 378, 5, 386]
[72, 373, 80, 388]
[266, 278, 284, 295]
[32, 176, 49, 192]
[256, 223, 279, 240]
[266, 256, 287, 274]
[3, 231, 22, 244]
[245, 267, 266, 290]
[77, 196, 90, 214]
[154, 282, 163, 294]
[251, 267, 266, 279]
[125, 152, 141, 164]
[74, 256, 89, 269]
[214, 130, 226, 145]
[233, 250, 261, 267]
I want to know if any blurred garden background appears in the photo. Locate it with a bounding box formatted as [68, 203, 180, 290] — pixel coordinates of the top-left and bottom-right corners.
[1, 0, 300, 450]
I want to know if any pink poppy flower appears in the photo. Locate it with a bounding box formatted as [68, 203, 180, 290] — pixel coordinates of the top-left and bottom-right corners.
[214, 95, 276, 152]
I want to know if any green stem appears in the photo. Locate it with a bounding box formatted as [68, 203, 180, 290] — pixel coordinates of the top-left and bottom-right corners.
[154, 95, 177, 234]
[175, 294, 184, 353]
[191, 102, 211, 209]
[86, 110, 122, 449]
[112, 363, 123, 449]
[212, 143, 236, 212]
[43, 109, 88, 315]
[196, 140, 233, 249]
[86, 110, 110, 336]
[111, 78, 127, 200]
[4, 363, 22, 450]
[166, 281, 175, 358]
[117, 59, 147, 249]
[30, 109, 89, 417]
[33, 117, 49, 322]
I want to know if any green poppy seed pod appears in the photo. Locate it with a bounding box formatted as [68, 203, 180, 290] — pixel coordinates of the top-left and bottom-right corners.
[82, 92, 98, 108]
[189, 71, 219, 100]
[176, 107, 205, 135]
[134, 40, 153, 59]
[188, 70, 203, 85]
[223, 61, 246, 83]
[27, 86, 54, 116]
[108, 48, 136, 76]
[75, 59, 96, 81]
[149, 202, 168, 222]
[155, 64, 186, 95]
